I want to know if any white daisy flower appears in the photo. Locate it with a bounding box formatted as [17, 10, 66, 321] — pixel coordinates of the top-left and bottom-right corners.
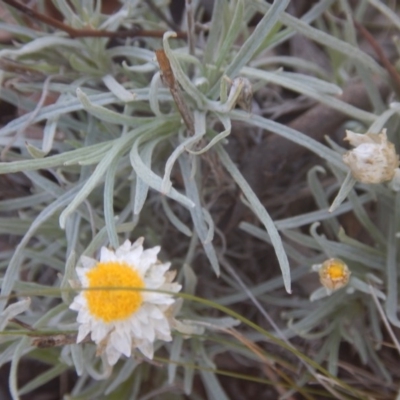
[69, 238, 181, 366]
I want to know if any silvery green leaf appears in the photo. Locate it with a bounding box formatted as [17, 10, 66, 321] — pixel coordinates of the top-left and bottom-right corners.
[105, 359, 138, 395]
[122, 60, 156, 73]
[209, 0, 290, 96]
[188, 113, 231, 155]
[183, 360, 195, 395]
[200, 370, 229, 400]
[241, 67, 374, 122]
[179, 154, 220, 275]
[257, 1, 385, 77]
[368, 0, 400, 29]
[104, 158, 119, 248]
[385, 213, 400, 327]
[329, 173, 357, 213]
[102, 74, 136, 102]
[161, 197, 192, 237]
[60, 251, 76, 305]
[217, 146, 291, 293]
[134, 136, 166, 215]
[168, 335, 183, 384]
[0, 188, 79, 312]
[310, 287, 330, 302]
[9, 337, 31, 400]
[214, 0, 244, 71]
[149, 72, 163, 116]
[52, 0, 78, 24]
[42, 114, 60, 155]
[183, 262, 197, 294]
[19, 364, 69, 396]
[76, 88, 146, 126]
[130, 130, 195, 210]
[0, 22, 42, 38]
[161, 111, 206, 193]
[350, 277, 386, 300]
[59, 141, 124, 229]
[231, 110, 343, 169]
[0, 298, 31, 331]
[71, 345, 84, 377]
[106, 46, 154, 62]
[0, 193, 50, 212]
[25, 142, 47, 159]
[0, 36, 83, 59]
[203, 0, 225, 65]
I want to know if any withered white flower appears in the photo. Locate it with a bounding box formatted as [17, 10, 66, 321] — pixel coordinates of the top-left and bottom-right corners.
[69, 238, 181, 366]
[342, 129, 399, 184]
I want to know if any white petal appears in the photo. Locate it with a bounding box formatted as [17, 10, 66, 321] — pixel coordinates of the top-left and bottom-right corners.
[75, 267, 86, 281]
[100, 247, 117, 262]
[77, 324, 91, 342]
[91, 323, 110, 343]
[131, 237, 144, 249]
[105, 343, 121, 366]
[110, 329, 131, 358]
[173, 319, 204, 335]
[69, 300, 82, 312]
[116, 240, 132, 256]
[136, 247, 160, 274]
[129, 315, 143, 338]
[149, 306, 163, 319]
[161, 282, 182, 293]
[143, 292, 174, 305]
[137, 340, 154, 359]
[148, 263, 170, 279]
[79, 256, 97, 270]
[154, 319, 171, 340]
[76, 306, 92, 322]
[142, 323, 155, 342]
[144, 276, 165, 289]
[124, 247, 143, 269]
[156, 331, 172, 341]
[135, 308, 149, 324]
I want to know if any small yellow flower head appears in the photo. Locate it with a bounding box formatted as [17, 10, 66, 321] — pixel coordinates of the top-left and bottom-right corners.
[342, 129, 399, 184]
[69, 238, 181, 366]
[318, 258, 351, 291]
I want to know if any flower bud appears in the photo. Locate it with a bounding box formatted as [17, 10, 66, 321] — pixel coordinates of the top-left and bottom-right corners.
[342, 129, 399, 184]
[318, 258, 350, 291]
[227, 77, 253, 112]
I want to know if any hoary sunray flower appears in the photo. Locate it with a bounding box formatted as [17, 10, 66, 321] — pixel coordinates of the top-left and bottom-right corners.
[315, 258, 351, 291]
[69, 238, 181, 366]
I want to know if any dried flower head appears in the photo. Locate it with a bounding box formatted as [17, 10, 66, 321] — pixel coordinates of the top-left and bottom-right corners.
[226, 77, 253, 112]
[69, 238, 181, 366]
[317, 258, 351, 291]
[342, 129, 399, 184]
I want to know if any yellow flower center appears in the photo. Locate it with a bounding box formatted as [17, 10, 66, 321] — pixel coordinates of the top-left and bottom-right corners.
[85, 261, 144, 323]
[319, 258, 350, 290]
[326, 263, 346, 280]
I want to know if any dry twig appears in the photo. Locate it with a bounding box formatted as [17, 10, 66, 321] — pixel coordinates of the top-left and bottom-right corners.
[2, 0, 187, 39]
[155, 49, 195, 135]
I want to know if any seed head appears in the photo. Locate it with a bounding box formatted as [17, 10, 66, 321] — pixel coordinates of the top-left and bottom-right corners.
[342, 129, 399, 184]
